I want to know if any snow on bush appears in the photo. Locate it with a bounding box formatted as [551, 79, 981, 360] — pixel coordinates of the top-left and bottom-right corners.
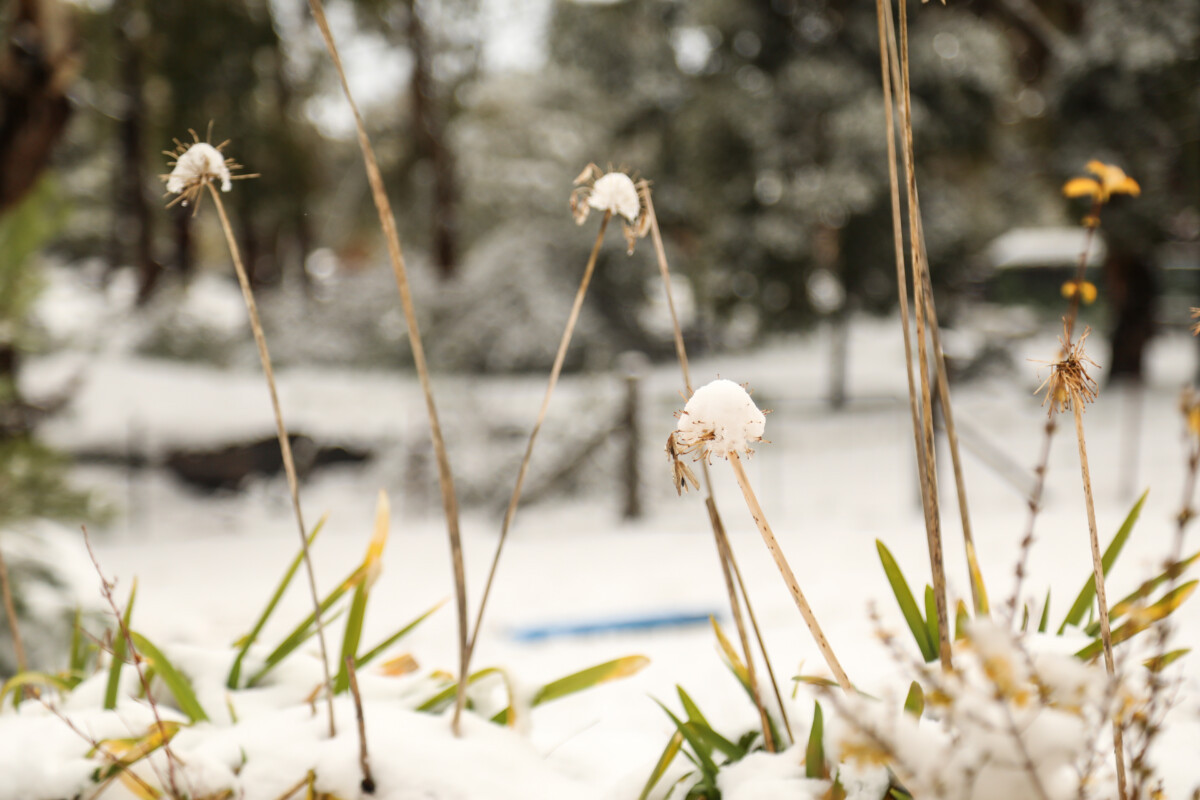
[828, 620, 1134, 800]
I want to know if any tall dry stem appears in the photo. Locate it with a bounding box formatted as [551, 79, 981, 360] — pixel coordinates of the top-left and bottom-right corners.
[1071, 399, 1128, 799]
[306, 0, 469, 736]
[207, 182, 337, 737]
[466, 211, 610, 724]
[727, 452, 852, 692]
[650, 195, 786, 747]
[1008, 199, 1102, 617]
[876, 0, 984, 615]
[878, 0, 951, 667]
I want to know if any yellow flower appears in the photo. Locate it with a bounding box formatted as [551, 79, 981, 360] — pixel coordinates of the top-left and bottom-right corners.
[1060, 280, 1097, 304]
[1062, 160, 1140, 204]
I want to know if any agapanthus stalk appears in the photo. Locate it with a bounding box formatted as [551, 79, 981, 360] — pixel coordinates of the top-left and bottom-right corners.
[672, 379, 852, 692]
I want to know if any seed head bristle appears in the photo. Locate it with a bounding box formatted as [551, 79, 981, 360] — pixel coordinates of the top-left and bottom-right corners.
[1036, 324, 1100, 415]
[160, 130, 257, 214]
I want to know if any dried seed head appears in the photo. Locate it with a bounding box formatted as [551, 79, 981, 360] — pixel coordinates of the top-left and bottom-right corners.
[1191, 307, 1200, 336]
[569, 163, 652, 254]
[160, 128, 254, 213]
[1036, 324, 1100, 415]
[672, 379, 766, 464]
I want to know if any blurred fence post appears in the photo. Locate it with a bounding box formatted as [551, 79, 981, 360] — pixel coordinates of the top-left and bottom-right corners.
[619, 352, 649, 521]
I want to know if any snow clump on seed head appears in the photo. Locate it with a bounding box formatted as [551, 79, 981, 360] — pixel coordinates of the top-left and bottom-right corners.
[675, 378, 766, 461]
[167, 142, 232, 195]
[587, 171, 641, 222]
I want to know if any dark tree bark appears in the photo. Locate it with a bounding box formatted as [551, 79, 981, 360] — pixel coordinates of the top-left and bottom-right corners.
[0, 0, 76, 214]
[408, 0, 458, 279]
[111, 0, 161, 304]
[1105, 250, 1157, 383]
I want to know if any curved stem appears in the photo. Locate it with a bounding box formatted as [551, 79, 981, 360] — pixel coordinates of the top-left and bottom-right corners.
[209, 183, 336, 737]
[463, 211, 611, 722]
[307, 0, 468, 736]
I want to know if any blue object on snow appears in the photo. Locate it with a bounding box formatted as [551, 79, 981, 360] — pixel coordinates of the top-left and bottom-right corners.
[510, 610, 721, 642]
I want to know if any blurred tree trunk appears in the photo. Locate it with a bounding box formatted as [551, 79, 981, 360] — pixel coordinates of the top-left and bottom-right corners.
[0, 0, 76, 214]
[0, 0, 75, 422]
[1105, 250, 1156, 382]
[111, 0, 161, 304]
[408, 0, 458, 279]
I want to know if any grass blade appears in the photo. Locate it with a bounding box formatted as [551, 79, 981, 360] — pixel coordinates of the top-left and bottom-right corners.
[531, 655, 650, 707]
[1058, 489, 1148, 634]
[69, 607, 87, 675]
[903, 681, 923, 719]
[247, 566, 366, 687]
[654, 699, 719, 782]
[130, 633, 209, 723]
[676, 686, 743, 760]
[227, 513, 327, 688]
[710, 616, 750, 689]
[638, 731, 684, 800]
[877, 541, 936, 661]
[418, 666, 510, 714]
[1, 671, 71, 707]
[1075, 581, 1197, 660]
[1144, 649, 1189, 673]
[805, 701, 826, 779]
[1037, 589, 1051, 634]
[1086, 551, 1200, 638]
[335, 492, 391, 694]
[923, 585, 939, 661]
[357, 598, 447, 668]
[104, 580, 137, 711]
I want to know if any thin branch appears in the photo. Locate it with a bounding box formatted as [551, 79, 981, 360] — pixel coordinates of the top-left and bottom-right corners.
[207, 182, 336, 738]
[306, 0, 468, 737]
[82, 526, 185, 799]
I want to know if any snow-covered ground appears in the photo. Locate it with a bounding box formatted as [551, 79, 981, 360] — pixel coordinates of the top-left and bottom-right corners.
[6, 311, 1200, 798]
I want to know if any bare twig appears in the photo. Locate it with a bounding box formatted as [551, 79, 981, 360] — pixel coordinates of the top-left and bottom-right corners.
[207, 182, 336, 738]
[649, 194, 784, 748]
[306, 0, 468, 736]
[727, 452, 852, 691]
[82, 527, 185, 799]
[38, 696, 165, 799]
[345, 658, 376, 794]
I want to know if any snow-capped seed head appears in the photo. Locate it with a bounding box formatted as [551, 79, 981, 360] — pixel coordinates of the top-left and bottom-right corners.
[588, 171, 641, 223]
[569, 163, 652, 254]
[167, 142, 231, 195]
[674, 379, 766, 461]
[161, 129, 254, 213]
